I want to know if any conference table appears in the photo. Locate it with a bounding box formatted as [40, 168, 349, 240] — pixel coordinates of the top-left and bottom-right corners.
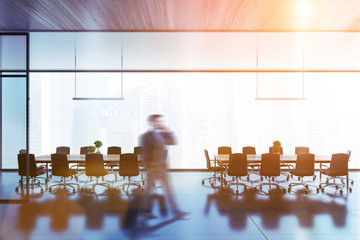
[213, 154, 344, 188]
[36, 154, 142, 179]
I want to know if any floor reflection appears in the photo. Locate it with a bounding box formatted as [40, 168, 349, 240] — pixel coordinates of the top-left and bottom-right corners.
[204, 189, 348, 230]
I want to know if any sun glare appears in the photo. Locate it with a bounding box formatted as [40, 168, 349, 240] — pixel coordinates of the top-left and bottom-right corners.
[295, 0, 313, 19]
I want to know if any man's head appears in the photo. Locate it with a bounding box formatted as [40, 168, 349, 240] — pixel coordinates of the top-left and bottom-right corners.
[147, 114, 165, 130]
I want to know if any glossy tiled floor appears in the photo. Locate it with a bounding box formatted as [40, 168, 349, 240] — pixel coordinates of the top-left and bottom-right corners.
[0, 171, 359, 240]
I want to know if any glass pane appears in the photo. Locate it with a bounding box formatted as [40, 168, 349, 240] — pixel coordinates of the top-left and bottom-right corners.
[304, 32, 360, 70]
[75, 73, 123, 98]
[123, 32, 257, 70]
[29, 72, 360, 169]
[2, 77, 26, 169]
[30, 33, 75, 70]
[75, 33, 122, 70]
[257, 32, 304, 70]
[0, 35, 26, 70]
[257, 73, 304, 98]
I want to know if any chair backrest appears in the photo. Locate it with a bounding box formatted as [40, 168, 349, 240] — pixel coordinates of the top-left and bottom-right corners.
[227, 153, 248, 177]
[56, 146, 70, 155]
[204, 149, 212, 170]
[19, 149, 27, 154]
[295, 146, 309, 155]
[269, 147, 283, 154]
[134, 146, 145, 155]
[17, 154, 38, 177]
[260, 153, 280, 176]
[329, 153, 349, 176]
[51, 153, 70, 177]
[218, 146, 232, 155]
[80, 146, 89, 154]
[107, 146, 121, 154]
[242, 146, 256, 155]
[346, 149, 351, 160]
[119, 153, 139, 177]
[85, 154, 106, 177]
[294, 153, 315, 176]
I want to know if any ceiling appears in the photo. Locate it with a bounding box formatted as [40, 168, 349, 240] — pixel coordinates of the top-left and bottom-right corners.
[0, 0, 360, 31]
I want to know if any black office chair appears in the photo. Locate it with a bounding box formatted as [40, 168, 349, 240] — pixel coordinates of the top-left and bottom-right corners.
[295, 146, 309, 155]
[269, 146, 291, 181]
[134, 146, 146, 185]
[218, 146, 232, 155]
[202, 149, 223, 187]
[106, 146, 121, 180]
[15, 154, 48, 193]
[71, 146, 90, 172]
[56, 146, 70, 155]
[49, 154, 80, 193]
[243, 146, 260, 181]
[318, 153, 352, 194]
[226, 153, 251, 194]
[115, 153, 143, 195]
[344, 150, 354, 185]
[80, 146, 90, 154]
[288, 153, 316, 193]
[81, 154, 111, 193]
[257, 153, 286, 194]
[19, 149, 27, 154]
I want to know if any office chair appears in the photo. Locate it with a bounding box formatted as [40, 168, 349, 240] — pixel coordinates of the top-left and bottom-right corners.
[344, 150, 354, 185]
[49, 154, 80, 193]
[288, 153, 316, 193]
[218, 146, 232, 155]
[19, 149, 27, 154]
[106, 146, 121, 180]
[295, 146, 309, 155]
[269, 146, 291, 181]
[115, 153, 143, 195]
[134, 146, 146, 185]
[226, 153, 251, 194]
[56, 146, 70, 155]
[134, 146, 145, 155]
[81, 154, 111, 193]
[80, 146, 90, 154]
[70, 146, 90, 172]
[15, 154, 48, 193]
[318, 153, 352, 194]
[257, 153, 286, 194]
[243, 146, 260, 181]
[202, 149, 224, 187]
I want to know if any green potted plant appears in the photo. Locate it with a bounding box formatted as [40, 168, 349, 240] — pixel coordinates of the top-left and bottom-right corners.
[87, 145, 96, 154]
[272, 140, 282, 154]
[94, 140, 103, 153]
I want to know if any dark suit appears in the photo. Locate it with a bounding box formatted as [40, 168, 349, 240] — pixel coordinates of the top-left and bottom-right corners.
[140, 130, 178, 214]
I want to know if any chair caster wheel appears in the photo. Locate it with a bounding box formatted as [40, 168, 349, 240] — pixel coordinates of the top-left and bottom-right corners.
[236, 190, 239, 194]
[202, 180, 204, 185]
[321, 189, 324, 193]
[316, 188, 319, 193]
[288, 188, 291, 193]
[339, 190, 343, 195]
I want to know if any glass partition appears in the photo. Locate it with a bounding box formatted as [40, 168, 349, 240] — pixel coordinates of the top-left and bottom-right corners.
[3, 31, 360, 170]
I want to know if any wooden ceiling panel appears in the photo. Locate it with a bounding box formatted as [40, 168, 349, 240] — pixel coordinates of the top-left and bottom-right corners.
[0, 0, 359, 31]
